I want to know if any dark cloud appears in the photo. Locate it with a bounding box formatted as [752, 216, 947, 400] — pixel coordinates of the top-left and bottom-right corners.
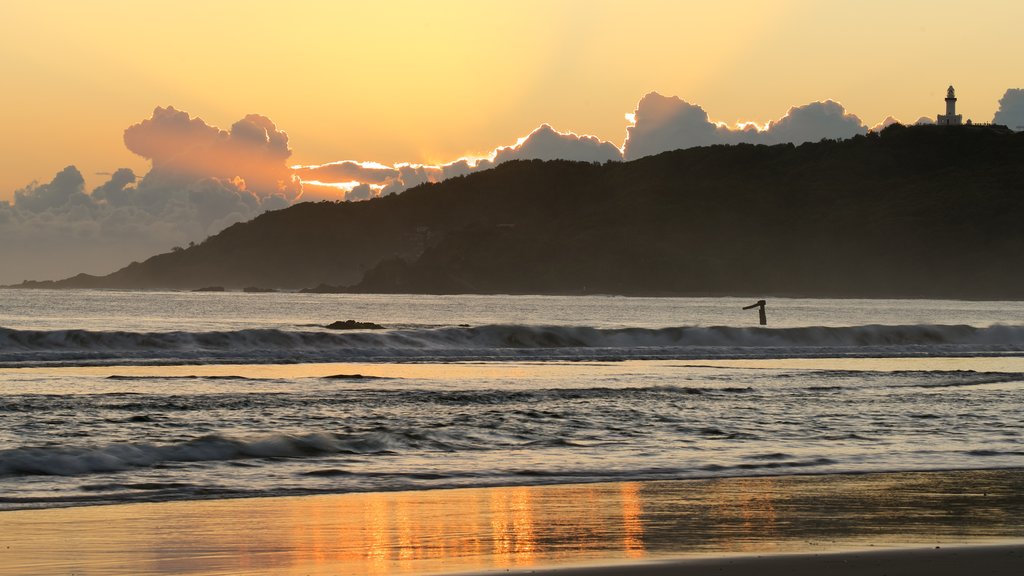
[993, 89, 1024, 130]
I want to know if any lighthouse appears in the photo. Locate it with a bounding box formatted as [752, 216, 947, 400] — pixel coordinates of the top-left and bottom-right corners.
[937, 85, 963, 126]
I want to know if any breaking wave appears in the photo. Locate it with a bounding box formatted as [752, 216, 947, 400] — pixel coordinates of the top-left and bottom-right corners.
[1, 323, 1023, 366]
[0, 431, 453, 478]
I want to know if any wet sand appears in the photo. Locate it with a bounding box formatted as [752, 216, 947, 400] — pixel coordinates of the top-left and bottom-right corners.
[461, 544, 1024, 575]
[1, 468, 1022, 575]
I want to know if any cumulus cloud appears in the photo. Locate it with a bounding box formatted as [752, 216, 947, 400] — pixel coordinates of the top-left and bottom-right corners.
[621, 92, 868, 160]
[869, 116, 902, 132]
[622, 93, 727, 160]
[12, 165, 91, 212]
[2, 167, 175, 283]
[761, 100, 866, 144]
[298, 95, 874, 199]
[90, 168, 138, 205]
[296, 180, 386, 203]
[0, 107, 306, 284]
[491, 124, 621, 163]
[344, 183, 379, 202]
[124, 106, 300, 201]
[993, 89, 1024, 130]
[293, 161, 399, 185]
[293, 124, 621, 201]
[9, 88, 1014, 284]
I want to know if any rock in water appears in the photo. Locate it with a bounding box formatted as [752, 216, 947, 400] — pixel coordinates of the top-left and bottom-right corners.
[324, 320, 385, 330]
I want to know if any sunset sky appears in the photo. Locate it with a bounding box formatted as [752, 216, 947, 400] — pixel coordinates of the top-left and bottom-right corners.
[3, 0, 1022, 197]
[1, 0, 1022, 283]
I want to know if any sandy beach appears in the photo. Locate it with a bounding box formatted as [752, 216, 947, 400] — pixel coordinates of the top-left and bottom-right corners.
[460, 544, 1024, 575]
[2, 468, 1022, 575]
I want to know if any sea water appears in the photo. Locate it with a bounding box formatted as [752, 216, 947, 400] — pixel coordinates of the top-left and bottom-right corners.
[1, 289, 1023, 510]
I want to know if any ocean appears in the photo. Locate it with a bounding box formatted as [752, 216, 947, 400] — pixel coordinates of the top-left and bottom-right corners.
[1, 290, 1023, 511]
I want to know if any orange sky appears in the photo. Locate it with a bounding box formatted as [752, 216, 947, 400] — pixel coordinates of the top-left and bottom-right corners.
[1, 0, 1022, 198]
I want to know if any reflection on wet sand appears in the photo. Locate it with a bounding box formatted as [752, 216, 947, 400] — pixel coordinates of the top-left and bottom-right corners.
[621, 482, 645, 558]
[1, 469, 1023, 575]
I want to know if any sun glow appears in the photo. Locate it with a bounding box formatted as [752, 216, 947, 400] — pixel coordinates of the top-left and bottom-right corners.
[299, 179, 363, 191]
[735, 120, 770, 132]
[2, 1, 1023, 199]
[290, 160, 395, 172]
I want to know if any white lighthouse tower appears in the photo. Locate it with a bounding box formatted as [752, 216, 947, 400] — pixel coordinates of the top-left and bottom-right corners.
[937, 85, 963, 126]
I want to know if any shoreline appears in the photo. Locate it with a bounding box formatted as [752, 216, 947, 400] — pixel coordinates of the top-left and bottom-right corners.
[4, 464, 1024, 514]
[2, 468, 1022, 575]
[453, 544, 1024, 576]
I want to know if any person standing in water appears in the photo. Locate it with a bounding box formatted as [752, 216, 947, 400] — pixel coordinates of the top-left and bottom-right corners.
[743, 300, 767, 325]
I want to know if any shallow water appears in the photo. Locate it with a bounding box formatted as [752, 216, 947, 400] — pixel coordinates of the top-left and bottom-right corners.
[1, 290, 1023, 510]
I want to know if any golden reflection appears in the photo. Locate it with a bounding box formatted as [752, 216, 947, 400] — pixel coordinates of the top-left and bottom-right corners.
[675, 476, 784, 554]
[364, 494, 391, 572]
[620, 482, 646, 558]
[511, 487, 537, 559]
[729, 477, 779, 552]
[489, 486, 537, 566]
[7, 356, 1024, 387]
[3, 470, 1023, 575]
[394, 496, 415, 565]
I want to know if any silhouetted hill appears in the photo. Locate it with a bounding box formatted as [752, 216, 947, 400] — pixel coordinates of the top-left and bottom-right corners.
[16, 125, 1024, 299]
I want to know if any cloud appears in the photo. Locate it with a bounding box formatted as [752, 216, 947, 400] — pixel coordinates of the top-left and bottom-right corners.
[294, 124, 621, 200]
[116, 107, 301, 230]
[297, 180, 386, 203]
[293, 161, 399, 185]
[7, 87, 1013, 284]
[299, 95, 872, 199]
[12, 165, 91, 212]
[622, 92, 867, 160]
[344, 183, 378, 202]
[869, 116, 901, 132]
[993, 89, 1024, 130]
[124, 106, 300, 201]
[491, 124, 621, 163]
[1, 167, 175, 283]
[622, 93, 727, 160]
[761, 100, 867, 144]
[90, 167, 138, 205]
[0, 107, 307, 284]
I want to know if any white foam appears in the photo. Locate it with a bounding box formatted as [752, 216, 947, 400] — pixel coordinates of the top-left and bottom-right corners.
[1, 323, 1022, 366]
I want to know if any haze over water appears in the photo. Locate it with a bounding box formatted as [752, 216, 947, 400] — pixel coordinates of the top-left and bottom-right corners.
[1, 290, 1022, 511]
